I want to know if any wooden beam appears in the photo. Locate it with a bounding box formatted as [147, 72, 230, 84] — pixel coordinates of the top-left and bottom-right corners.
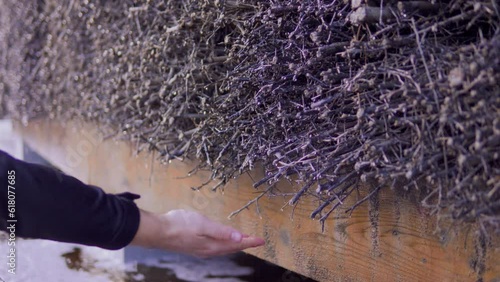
[16, 119, 500, 281]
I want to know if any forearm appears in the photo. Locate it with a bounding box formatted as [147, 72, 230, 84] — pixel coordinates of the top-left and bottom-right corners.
[0, 150, 140, 250]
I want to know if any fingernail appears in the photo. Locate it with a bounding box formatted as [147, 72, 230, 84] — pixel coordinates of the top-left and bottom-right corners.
[231, 232, 242, 242]
[254, 238, 265, 246]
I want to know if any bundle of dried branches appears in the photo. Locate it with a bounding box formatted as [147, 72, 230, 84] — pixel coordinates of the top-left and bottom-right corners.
[0, 0, 498, 236]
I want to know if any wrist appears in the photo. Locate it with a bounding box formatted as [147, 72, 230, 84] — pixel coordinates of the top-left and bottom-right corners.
[130, 209, 166, 248]
[158, 212, 176, 248]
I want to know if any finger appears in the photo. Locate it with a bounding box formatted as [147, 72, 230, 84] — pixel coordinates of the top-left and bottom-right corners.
[200, 236, 266, 257]
[201, 221, 243, 242]
[241, 236, 265, 248]
[217, 236, 266, 255]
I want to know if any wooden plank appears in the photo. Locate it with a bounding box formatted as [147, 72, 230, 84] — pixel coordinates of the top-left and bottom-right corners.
[16, 119, 500, 282]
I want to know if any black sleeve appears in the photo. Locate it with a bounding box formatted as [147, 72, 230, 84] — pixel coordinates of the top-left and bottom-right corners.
[0, 150, 141, 250]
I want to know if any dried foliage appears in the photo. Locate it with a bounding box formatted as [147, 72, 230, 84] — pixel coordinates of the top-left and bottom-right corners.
[0, 0, 499, 235]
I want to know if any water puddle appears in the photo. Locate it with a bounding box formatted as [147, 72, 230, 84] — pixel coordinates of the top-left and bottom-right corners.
[1, 229, 315, 282]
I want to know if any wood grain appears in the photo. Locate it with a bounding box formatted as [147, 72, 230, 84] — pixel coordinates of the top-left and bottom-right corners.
[16, 119, 500, 282]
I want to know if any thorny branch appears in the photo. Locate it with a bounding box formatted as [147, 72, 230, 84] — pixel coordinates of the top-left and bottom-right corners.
[0, 0, 499, 238]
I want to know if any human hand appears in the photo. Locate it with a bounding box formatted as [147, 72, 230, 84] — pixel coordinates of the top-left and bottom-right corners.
[131, 209, 265, 258]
